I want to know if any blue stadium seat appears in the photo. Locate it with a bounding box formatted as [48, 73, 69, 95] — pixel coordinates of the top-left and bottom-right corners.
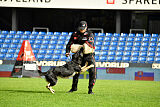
[96, 37, 104, 41]
[134, 42, 141, 47]
[0, 34, 6, 39]
[59, 36, 67, 40]
[14, 34, 21, 39]
[29, 40, 35, 44]
[17, 44, 22, 48]
[109, 46, 116, 51]
[113, 33, 120, 37]
[104, 37, 111, 41]
[133, 47, 140, 51]
[139, 57, 146, 62]
[46, 32, 53, 36]
[119, 37, 126, 41]
[108, 51, 116, 56]
[101, 46, 109, 51]
[54, 32, 61, 36]
[127, 37, 134, 42]
[10, 44, 18, 48]
[140, 52, 147, 57]
[61, 32, 69, 36]
[39, 32, 46, 36]
[156, 52, 160, 57]
[9, 31, 16, 35]
[121, 33, 128, 37]
[39, 50, 46, 54]
[135, 38, 142, 42]
[6, 34, 14, 39]
[105, 33, 112, 37]
[46, 50, 54, 54]
[131, 57, 138, 62]
[107, 56, 114, 61]
[44, 35, 51, 40]
[33, 44, 41, 49]
[5, 54, 13, 60]
[37, 55, 45, 60]
[32, 49, 39, 54]
[95, 41, 103, 45]
[0, 49, 8, 53]
[157, 48, 160, 52]
[148, 52, 155, 57]
[66, 36, 71, 40]
[132, 52, 139, 56]
[144, 34, 151, 38]
[155, 57, 160, 63]
[150, 38, 157, 42]
[12, 39, 20, 44]
[13, 54, 18, 60]
[158, 43, 160, 47]
[0, 39, 4, 43]
[16, 31, 24, 35]
[0, 44, 2, 48]
[2, 44, 10, 48]
[125, 47, 132, 51]
[147, 57, 154, 63]
[95, 46, 101, 51]
[98, 33, 105, 36]
[51, 36, 59, 40]
[95, 56, 99, 61]
[4, 39, 12, 43]
[42, 40, 50, 44]
[100, 51, 108, 56]
[35, 40, 42, 44]
[115, 56, 122, 62]
[41, 45, 48, 49]
[56, 45, 64, 49]
[60, 55, 67, 61]
[32, 31, 39, 35]
[8, 49, 16, 53]
[57, 41, 65, 45]
[95, 51, 100, 56]
[140, 47, 148, 51]
[128, 33, 135, 37]
[124, 51, 131, 56]
[36, 35, 44, 39]
[117, 47, 125, 51]
[136, 34, 143, 38]
[1, 31, 9, 35]
[29, 35, 37, 39]
[24, 31, 31, 35]
[52, 55, 60, 61]
[0, 54, 5, 60]
[69, 32, 73, 36]
[122, 56, 130, 62]
[21, 35, 29, 39]
[152, 34, 158, 38]
[142, 42, 149, 47]
[142, 38, 149, 42]
[111, 42, 118, 46]
[99, 56, 107, 61]
[126, 42, 133, 47]
[15, 49, 20, 53]
[103, 41, 110, 46]
[50, 40, 57, 45]
[44, 55, 52, 61]
[149, 47, 156, 52]
[112, 37, 119, 41]
[116, 51, 123, 56]
[150, 43, 157, 47]
[54, 50, 62, 54]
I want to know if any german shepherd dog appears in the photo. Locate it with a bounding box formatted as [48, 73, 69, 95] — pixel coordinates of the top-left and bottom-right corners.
[38, 48, 84, 93]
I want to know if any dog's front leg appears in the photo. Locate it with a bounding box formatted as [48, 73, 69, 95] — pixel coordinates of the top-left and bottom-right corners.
[81, 64, 94, 72]
[46, 83, 55, 94]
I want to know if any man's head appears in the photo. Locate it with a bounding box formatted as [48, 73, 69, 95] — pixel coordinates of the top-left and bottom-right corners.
[78, 21, 87, 33]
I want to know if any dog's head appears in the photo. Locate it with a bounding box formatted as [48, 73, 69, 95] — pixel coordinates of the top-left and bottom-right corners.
[72, 47, 83, 65]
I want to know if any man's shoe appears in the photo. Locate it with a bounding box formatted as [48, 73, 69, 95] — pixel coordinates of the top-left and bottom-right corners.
[68, 89, 77, 93]
[88, 91, 94, 94]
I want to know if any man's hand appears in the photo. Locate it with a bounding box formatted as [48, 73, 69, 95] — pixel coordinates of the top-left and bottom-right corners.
[65, 53, 70, 57]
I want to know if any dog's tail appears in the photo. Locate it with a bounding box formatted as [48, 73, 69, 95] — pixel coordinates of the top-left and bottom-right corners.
[38, 70, 47, 76]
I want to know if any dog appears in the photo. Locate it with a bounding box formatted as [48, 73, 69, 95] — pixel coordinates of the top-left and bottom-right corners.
[38, 48, 84, 94]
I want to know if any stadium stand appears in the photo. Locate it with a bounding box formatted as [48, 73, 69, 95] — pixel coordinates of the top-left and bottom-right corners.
[0, 31, 160, 63]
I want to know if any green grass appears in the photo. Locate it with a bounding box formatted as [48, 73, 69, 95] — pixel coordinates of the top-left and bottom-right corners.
[0, 78, 160, 107]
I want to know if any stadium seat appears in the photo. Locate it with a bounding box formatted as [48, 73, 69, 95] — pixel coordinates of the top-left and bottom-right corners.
[131, 57, 138, 62]
[51, 36, 59, 40]
[54, 32, 61, 36]
[57, 41, 65, 45]
[0, 49, 8, 53]
[97, 37, 104, 41]
[95, 56, 99, 61]
[45, 55, 52, 60]
[147, 57, 154, 63]
[125, 47, 132, 51]
[142, 42, 149, 47]
[39, 32, 46, 36]
[156, 52, 160, 57]
[124, 51, 131, 56]
[8, 49, 16, 53]
[127, 37, 134, 42]
[5, 54, 13, 60]
[100, 51, 108, 56]
[29, 35, 37, 39]
[128, 33, 135, 37]
[126, 42, 133, 47]
[103, 41, 110, 46]
[16, 31, 24, 35]
[136, 33, 143, 38]
[99, 56, 107, 61]
[142, 38, 149, 42]
[46, 32, 53, 36]
[46, 50, 54, 54]
[33, 44, 41, 49]
[95, 41, 103, 45]
[50, 40, 57, 45]
[108, 51, 116, 56]
[152, 34, 158, 38]
[95, 46, 101, 51]
[150, 43, 157, 47]
[14, 34, 21, 39]
[36, 35, 44, 39]
[54, 50, 62, 54]
[44, 35, 51, 40]
[6, 35, 14, 39]
[69, 32, 73, 36]
[111, 42, 118, 46]
[105, 33, 112, 37]
[10, 44, 18, 48]
[9, 31, 16, 35]
[21, 35, 29, 39]
[135, 38, 142, 42]
[98, 33, 105, 36]
[39, 50, 46, 54]
[0, 54, 5, 60]
[101, 46, 109, 51]
[109, 46, 116, 51]
[117, 47, 125, 51]
[121, 33, 128, 37]
[140, 47, 148, 51]
[155, 57, 160, 63]
[60, 55, 68, 61]
[4, 39, 12, 43]
[0, 44, 2, 48]
[134, 42, 141, 47]
[37, 55, 45, 60]
[150, 38, 157, 42]
[112, 37, 119, 41]
[133, 47, 140, 51]
[1, 31, 9, 35]
[66, 36, 71, 40]
[59, 36, 67, 40]
[107, 56, 114, 61]
[40, 45, 48, 49]
[95, 51, 100, 56]
[139, 57, 146, 62]
[115, 56, 122, 62]
[104, 37, 111, 41]
[157, 48, 160, 52]
[42, 40, 50, 44]
[0, 39, 4, 43]
[61, 32, 69, 36]
[15, 49, 20, 53]
[32, 49, 39, 54]
[144, 34, 151, 38]
[119, 37, 126, 41]
[2, 44, 10, 48]
[13, 54, 18, 60]
[56, 45, 64, 49]
[149, 47, 156, 52]
[140, 52, 147, 57]
[116, 51, 123, 56]
[29, 40, 35, 44]
[132, 52, 139, 56]
[0, 34, 6, 39]
[32, 31, 39, 35]
[148, 52, 155, 57]
[122, 56, 130, 62]
[113, 33, 120, 37]
[24, 31, 31, 35]
[12, 39, 20, 44]
[157, 43, 160, 47]
[35, 40, 42, 44]
[52, 55, 60, 61]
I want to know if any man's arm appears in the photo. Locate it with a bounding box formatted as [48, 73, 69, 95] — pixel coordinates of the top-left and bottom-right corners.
[66, 33, 74, 56]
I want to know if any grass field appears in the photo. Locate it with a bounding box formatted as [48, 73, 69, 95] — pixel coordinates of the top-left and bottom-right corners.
[0, 78, 160, 107]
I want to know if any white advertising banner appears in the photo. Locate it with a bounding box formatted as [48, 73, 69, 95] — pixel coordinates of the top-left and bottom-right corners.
[0, 0, 160, 10]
